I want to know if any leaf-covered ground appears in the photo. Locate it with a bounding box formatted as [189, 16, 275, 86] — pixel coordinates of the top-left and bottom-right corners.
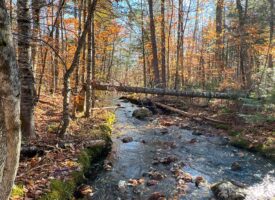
[12, 93, 112, 200]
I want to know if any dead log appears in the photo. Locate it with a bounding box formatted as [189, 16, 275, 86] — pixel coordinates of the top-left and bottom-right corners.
[154, 102, 196, 118]
[153, 101, 229, 125]
[93, 83, 247, 100]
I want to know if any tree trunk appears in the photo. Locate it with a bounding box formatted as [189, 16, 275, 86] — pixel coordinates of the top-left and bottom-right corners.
[141, 0, 147, 88]
[268, 0, 274, 70]
[54, 15, 60, 93]
[216, 0, 224, 77]
[17, 0, 36, 139]
[60, 0, 98, 136]
[0, 1, 21, 199]
[161, 0, 166, 88]
[85, 9, 92, 117]
[31, 0, 42, 79]
[92, 83, 248, 99]
[148, 0, 160, 86]
[175, 0, 183, 90]
[236, 0, 250, 89]
[91, 13, 96, 110]
[167, 0, 174, 88]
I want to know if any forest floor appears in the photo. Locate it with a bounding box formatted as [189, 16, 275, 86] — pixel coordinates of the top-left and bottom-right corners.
[12, 93, 113, 200]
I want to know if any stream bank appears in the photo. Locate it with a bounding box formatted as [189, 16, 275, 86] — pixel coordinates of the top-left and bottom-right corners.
[89, 99, 275, 200]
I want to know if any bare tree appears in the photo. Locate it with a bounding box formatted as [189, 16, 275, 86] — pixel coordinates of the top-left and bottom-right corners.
[60, 0, 98, 136]
[0, 1, 21, 199]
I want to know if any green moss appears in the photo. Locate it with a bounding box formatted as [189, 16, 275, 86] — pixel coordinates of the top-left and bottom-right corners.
[230, 136, 250, 149]
[11, 184, 25, 198]
[230, 136, 275, 161]
[214, 124, 230, 130]
[39, 136, 111, 200]
[39, 180, 76, 200]
[229, 130, 241, 137]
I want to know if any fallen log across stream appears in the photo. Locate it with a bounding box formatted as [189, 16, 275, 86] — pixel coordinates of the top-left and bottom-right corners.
[92, 83, 248, 100]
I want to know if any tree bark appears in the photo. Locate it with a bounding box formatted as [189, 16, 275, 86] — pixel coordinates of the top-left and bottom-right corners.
[268, 0, 274, 70]
[161, 0, 166, 88]
[31, 0, 42, 79]
[60, 0, 98, 136]
[148, 0, 160, 86]
[175, 0, 183, 90]
[167, 0, 174, 88]
[141, 0, 147, 88]
[216, 0, 224, 77]
[236, 0, 250, 89]
[85, 8, 92, 118]
[92, 83, 248, 99]
[17, 0, 36, 139]
[0, 1, 21, 199]
[91, 12, 96, 110]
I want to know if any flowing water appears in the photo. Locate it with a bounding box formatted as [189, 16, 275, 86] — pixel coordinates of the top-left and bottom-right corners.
[89, 100, 275, 200]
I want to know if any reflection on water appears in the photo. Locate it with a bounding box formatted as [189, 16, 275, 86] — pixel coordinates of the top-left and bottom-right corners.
[90, 100, 275, 200]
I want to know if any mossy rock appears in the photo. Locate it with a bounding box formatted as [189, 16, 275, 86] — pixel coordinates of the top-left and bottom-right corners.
[39, 136, 111, 200]
[132, 107, 153, 120]
[230, 137, 250, 149]
[39, 180, 76, 200]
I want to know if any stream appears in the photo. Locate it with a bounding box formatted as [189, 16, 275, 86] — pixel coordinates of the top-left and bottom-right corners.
[89, 99, 275, 200]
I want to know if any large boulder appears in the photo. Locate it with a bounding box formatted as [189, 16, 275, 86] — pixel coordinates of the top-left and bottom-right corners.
[211, 181, 247, 200]
[132, 107, 153, 120]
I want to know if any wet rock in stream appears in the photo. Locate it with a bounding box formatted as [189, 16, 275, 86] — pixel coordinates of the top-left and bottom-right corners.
[132, 107, 153, 120]
[122, 136, 133, 143]
[231, 161, 242, 171]
[211, 181, 247, 200]
[147, 180, 159, 186]
[148, 192, 166, 200]
[153, 156, 178, 165]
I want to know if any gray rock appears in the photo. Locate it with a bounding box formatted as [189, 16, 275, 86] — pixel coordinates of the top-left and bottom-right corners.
[132, 107, 153, 120]
[192, 131, 203, 136]
[122, 136, 133, 143]
[211, 181, 247, 200]
[231, 162, 242, 171]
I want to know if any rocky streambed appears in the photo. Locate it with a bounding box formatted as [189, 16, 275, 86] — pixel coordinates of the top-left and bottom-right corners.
[88, 100, 275, 200]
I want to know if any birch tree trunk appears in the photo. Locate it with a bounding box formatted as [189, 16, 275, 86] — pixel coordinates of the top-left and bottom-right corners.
[17, 0, 36, 139]
[31, 0, 42, 79]
[0, 1, 21, 199]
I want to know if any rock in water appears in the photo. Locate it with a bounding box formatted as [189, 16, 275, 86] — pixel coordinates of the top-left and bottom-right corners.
[122, 136, 133, 143]
[132, 107, 153, 120]
[231, 161, 242, 171]
[148, 192, 166, 200]
[211, 181, 247, 200]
